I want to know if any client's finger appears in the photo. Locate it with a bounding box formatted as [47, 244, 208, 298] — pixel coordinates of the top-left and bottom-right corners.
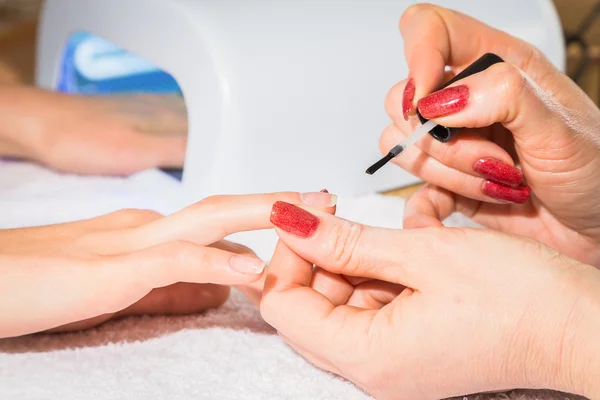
[95, 191, 337, 254]
[48, 282, 230, 333]
[261, 239, 364, 361]
[237, 195, 338, 307]
[311, 267, 354, 306]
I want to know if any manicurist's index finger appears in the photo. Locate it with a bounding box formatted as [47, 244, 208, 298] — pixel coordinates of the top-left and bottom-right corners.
[400, 4, 537, 103]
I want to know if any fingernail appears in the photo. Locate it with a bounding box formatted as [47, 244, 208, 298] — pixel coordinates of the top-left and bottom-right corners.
[482, 181, 531, 204]
[320, 189, 329, 193]
[417, 85, 469, 119]
[474, 158, 523, 187]
[229, 255, 265, 275]
[300, 192, 337, 208]
[402, 77, 416, 121]
[270, 201, 320, 238]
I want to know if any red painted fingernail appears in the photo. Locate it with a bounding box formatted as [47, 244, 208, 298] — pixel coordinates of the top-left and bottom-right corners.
[320, 189, 329, 193]
[417, 85, 469, 119]
[402, 77, 416, 121]
[270, 201, 320, 238]
[473, 158, 523, 188]
[482, 181, 530, 204]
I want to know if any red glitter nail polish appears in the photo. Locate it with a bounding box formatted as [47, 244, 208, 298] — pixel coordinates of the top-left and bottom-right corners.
[474, 158, 523, 188]
[402, 77, 416, 121]
[417, 85, 469, 119]
[270, 201, 320, 238]
[482, 181, 530, 204]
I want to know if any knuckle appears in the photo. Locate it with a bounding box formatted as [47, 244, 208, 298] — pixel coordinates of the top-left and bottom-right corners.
[147, 241, 208, 285]
[516, 235, 574, 268]
[328, 220, 365, 271]
[197, 195, 229, 209]
[437, 134, 465, 165]
[112, 208, 162, 225]
[400, 3, 435, 28]
[506, 232, 547, 257]
[519, 44, 544, 72]
[259, 294, 276, 323]
[428, 227, 468, 255]
[495, 62, 527, 101]
[161, 240, 203, 266]
[401, 214, 421, 229]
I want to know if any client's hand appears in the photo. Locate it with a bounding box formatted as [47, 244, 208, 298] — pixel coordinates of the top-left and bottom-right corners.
[381, 4, 600, 266]
[0, 192, 334, 338]
[261, 202, 600, 400]
[0, 86, 187, 175]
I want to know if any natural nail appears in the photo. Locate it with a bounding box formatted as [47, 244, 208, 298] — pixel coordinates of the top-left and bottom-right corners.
[482, 180, 531, 204]
[474, 158, 523, 188]
[270, 201, 320, 238]
[229, 255, 265, 275]
[300, 192, 337, 208]
[402, 77, 416, 121]
[417, 85, 469, 119]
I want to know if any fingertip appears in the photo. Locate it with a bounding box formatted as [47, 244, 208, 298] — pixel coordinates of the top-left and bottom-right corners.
[300, 191, 338, 208]
[229, 254, 266, 277]
[379, 124, 406, 156]
[385, 79, 410, 124]
[399, 3, 440, 33]
[403, 184, 457, 228]
[402, 77, 416, 121]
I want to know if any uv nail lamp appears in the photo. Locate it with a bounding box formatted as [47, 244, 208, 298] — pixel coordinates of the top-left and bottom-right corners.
[36, 0, 564, 203]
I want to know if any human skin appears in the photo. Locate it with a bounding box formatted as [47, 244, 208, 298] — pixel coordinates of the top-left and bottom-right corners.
[0, 191, 335, 338]
[0, 86, 188, 175]
[262, 201, 600, 399]
[380, 4, 600, 268]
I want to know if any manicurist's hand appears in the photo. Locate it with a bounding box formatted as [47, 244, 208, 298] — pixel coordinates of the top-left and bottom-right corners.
[261, 201, 600, 399]
[381, 4, 600, 266]
[0, 192, 335, 338]
[0, 86, 187, 175]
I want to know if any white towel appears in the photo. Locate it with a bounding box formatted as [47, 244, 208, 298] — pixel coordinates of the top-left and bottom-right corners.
[0, 160, 582, 400]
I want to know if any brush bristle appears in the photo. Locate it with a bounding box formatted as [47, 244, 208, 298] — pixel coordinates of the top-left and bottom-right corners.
[365, 153, 394, 175]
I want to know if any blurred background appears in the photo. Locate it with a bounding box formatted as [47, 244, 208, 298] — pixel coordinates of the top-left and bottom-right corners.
[0, 0, 598, 102]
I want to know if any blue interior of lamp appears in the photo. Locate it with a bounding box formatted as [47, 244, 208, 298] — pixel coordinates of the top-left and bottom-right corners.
[58, 31, 185, 180]
[57, 31, 183, 95]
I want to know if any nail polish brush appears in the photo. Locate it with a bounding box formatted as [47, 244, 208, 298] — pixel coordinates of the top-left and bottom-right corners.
[366, 53, 504, 175]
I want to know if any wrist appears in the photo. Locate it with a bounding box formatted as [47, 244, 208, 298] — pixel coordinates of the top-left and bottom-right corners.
[557, 265, 600, 398]
[0, 85, 45, 159]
